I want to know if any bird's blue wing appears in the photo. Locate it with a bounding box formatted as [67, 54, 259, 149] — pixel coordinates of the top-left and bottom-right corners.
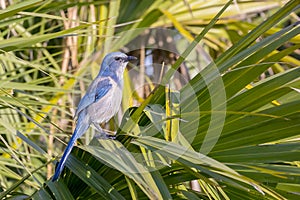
[94, 79, 112, 102]
[75, 78, 112, 118]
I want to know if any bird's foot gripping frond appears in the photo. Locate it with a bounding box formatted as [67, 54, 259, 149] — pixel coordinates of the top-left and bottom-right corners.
[94, 131, 116, 140]
[105, 134, 116, 140]
[92, 123, 116, 139]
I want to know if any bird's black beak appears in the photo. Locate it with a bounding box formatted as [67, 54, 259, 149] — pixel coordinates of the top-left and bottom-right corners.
[126, 55, 137, 62]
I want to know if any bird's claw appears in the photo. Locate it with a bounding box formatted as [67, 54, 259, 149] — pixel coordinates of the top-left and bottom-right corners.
[94, 132, 116, 140]
[105, 134, 116, 140]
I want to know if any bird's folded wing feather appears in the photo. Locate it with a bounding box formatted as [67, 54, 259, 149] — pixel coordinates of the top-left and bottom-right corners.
[74, 78, 112, 118]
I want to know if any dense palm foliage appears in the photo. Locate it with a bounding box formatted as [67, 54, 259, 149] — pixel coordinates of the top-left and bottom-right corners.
[0, 0, 299, 199]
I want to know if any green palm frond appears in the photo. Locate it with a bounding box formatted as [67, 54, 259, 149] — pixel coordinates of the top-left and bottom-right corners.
[0, 0, 299, 199]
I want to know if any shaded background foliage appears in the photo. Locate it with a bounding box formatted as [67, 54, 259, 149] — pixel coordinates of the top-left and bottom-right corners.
[0, 0, 299, 199]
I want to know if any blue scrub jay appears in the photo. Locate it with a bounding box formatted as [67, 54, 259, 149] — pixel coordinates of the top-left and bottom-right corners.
[52, 52, 137, 181]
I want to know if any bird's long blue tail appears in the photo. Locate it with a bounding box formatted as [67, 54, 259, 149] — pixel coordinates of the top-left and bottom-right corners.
[52, 121, 89, 181]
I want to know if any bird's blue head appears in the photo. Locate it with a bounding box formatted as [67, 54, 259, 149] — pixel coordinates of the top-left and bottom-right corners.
[100, 52, 137, 79]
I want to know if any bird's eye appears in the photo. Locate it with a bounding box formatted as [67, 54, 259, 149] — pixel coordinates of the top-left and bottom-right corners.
[115, 57, 121, 61]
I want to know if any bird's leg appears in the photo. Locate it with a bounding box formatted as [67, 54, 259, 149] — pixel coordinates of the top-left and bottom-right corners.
[103, 129, 117, 140]
[93, 123, 116, 139]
